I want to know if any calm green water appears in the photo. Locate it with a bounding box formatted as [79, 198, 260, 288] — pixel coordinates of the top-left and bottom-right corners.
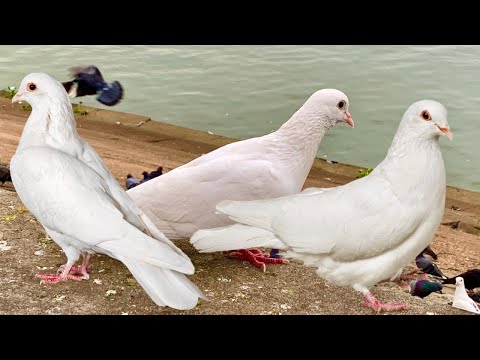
[0, 45, 478, 191]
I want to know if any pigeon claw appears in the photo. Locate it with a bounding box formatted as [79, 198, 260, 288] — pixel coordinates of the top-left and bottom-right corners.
[225, 248, 289, 271]
[35, 268, 89, 285]
[56, 265, 90, 280]
[361, 299, 408, 313]
[35, 273, 86, 284]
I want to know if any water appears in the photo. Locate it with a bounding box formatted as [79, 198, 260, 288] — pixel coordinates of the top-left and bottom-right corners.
[0, 45, 478, 191]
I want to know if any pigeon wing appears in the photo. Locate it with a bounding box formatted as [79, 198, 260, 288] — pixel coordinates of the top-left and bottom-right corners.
[218, 173, 425, 261]
[96, 81, 124, 106]
[11, 146, 193, 272]
[76, 141, 189, 258]
[128, 143, 295, 239]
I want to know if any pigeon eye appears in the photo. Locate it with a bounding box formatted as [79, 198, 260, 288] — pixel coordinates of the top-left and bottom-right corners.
[338, 101, 345, 109]
[27, 82, 37, 92]
[421, 110, 432, 121]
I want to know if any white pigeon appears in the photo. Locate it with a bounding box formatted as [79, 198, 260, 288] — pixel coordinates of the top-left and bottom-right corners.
[9, 73, 206, 310]
[128, 89, 354, 270]
[191, 100, 453, 313]
[452, 277, 480, 314]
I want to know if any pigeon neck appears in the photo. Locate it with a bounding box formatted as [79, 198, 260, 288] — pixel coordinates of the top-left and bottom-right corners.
[455, 283, 466, 296]
[17, 99, 80, 153]
[274, 107, 333, 155]
[385, 126, 443, 161]
[376, 126, 445, 207]
[266, 108, 333, 185]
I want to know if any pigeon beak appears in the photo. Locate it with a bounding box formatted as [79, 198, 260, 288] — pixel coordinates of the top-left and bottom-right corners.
[11, 92, 24, 103]
[344, 111, 354, 128]
[437, 125, 453, 141]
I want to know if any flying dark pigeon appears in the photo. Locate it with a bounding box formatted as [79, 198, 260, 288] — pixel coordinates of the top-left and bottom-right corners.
[149, 166, 163, 179]
[443, 269, 480, 290]
[415, 254, 447, 279]
[126, 174, 141, 190]
[410, 279, 443, 298]
[62, 66, 124, 106]
[0, 165, 12, 186]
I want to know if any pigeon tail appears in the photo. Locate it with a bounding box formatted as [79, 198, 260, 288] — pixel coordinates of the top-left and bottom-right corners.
[120, 258, 206, 310]
[191, 223, 285, 253]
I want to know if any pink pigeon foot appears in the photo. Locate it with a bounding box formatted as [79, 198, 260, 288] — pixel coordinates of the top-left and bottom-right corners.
[36, 253, 92, 284]
[225, 248, 289, 272]
[56, 253, 91, 279]
[361, 291, 408, 313]
[55, 265, 90, 278]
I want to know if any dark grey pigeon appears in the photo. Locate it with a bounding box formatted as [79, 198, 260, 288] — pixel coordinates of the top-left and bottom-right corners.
[126, 174, 141, 190]
[410, 279, 443, 298]
[415, 254, 447, 279]
[141, 171, 152, 183]
[0, 165, 11, 186]
[149, 166, 163, 179]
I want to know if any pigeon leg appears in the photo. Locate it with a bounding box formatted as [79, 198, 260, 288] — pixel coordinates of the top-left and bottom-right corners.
[56, 252, 91, 279]
[225, 249, 289, 272]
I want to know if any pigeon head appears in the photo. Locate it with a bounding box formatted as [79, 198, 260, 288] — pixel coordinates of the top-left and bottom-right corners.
[304, 89, 354, 128]
[401, 100, 452, 142]
[456, 277, 465, 287]
[12, 73, 69, 108]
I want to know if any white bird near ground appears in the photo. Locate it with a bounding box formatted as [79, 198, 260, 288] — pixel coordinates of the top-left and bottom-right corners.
[10, 73, 205, 310]
[191, 100, 453, 313]
[452, 277, 480, 314]
[128, 89, 354, 270]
